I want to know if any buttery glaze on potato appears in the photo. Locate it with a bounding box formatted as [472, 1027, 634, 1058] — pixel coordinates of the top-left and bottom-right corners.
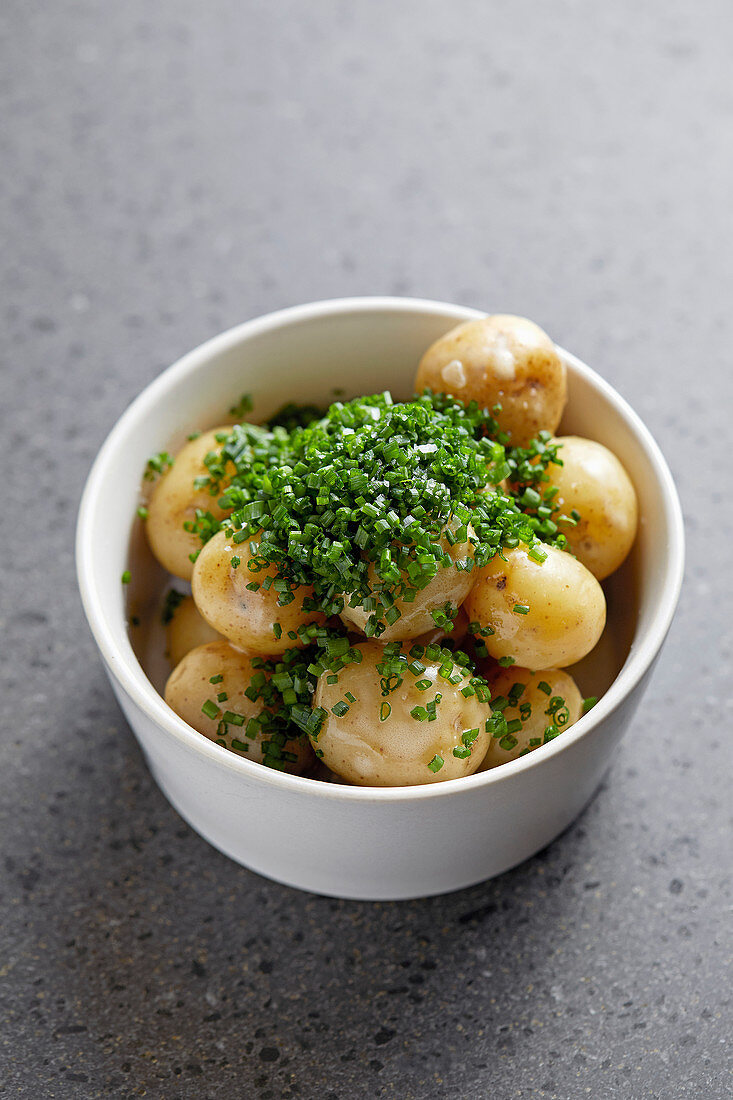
[166, 594, 224, 667]
[464, 543, 606, 670]
[415, 315, 567, 446]
[192, 530, 326, 656]
[313, 641, 491, 786]
[146, 427, 234, 581]
[546, 436, 638, 580]
[164, 640, 314, 773]
[479, 665, 583, 769]
[339, 526, 476, 642]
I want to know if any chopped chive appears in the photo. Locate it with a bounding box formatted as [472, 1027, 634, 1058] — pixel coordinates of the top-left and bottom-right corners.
[121, 570, 131, 585]
[427, 754, 444, 773]
[229, 393, 253, 418]
[222, 711, 245, 726]
[201, 699, 220, 720]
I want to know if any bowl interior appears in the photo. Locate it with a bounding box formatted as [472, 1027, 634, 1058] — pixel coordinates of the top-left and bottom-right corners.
[78, 298, 682, 790]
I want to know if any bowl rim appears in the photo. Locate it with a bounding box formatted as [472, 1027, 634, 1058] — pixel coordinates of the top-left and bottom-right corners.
[76, 295, 685, 803]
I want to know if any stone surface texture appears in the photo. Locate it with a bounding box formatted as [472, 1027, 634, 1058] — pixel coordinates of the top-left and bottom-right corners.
[1, 2, 731, 1098]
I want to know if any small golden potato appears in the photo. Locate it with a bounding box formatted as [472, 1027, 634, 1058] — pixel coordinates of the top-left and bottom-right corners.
[415, 315, 567, 445]
[479, 665, 583, 769]
[340, 526, 475, 642]
[164, 640, 314, 772]
[312, 641, 491, 786]
[147, 427, 234, 581]
[548, 436, 638, 580]
[192, 530, 326, 656]
[166, 594, 224, 667]
[464, 543, 606, 669]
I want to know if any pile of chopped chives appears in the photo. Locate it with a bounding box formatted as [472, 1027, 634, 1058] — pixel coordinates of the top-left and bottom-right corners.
[192, 390, 571, 635]
[181, 392, 576, 767]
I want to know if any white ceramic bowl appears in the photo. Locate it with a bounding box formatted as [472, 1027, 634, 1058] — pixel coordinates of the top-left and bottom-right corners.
[76, 298, 684, 900]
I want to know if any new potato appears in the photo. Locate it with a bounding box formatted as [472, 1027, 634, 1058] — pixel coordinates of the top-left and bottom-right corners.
[165, 594, 224, 667]
[146, 427, 234, 581]
[164, 640, 315, 773]
[465, 543, 606, 669]
[192, 530, 326, 656]
[415, 315, 567, 446]
[313, 641, 491, 786]
[340, 526, 476, 642]
[547, 436, 638, 580]
[479, 665, 583, 769]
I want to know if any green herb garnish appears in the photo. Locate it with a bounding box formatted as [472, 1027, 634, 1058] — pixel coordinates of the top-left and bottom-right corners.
[229, 393, 254, 418]
[161, 588, 185, 625]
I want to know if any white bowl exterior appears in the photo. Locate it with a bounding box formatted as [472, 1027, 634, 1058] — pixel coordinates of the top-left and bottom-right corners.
[109, 665, 654, 900]
[77, 298, 684, 900]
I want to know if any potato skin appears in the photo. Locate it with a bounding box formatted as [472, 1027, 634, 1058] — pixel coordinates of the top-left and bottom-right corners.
[547, 436, 638, 580]
[339, 527, 475, 642]
[478, 665, 583, 769]
[164, 640, 314, 773]
[464, 543, 606, 670]
[312, 641, 491, 786]
[146, 427, 234, 581]
[166, 594, 223, 667]
[415, 315, 567, 446]
[192, 530, 326, 656]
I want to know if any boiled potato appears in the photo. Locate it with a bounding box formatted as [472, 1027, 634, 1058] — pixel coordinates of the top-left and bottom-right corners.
[312, 641, 491, 786]
[546, 436, 638, 580]
[192, 529, 326, 656]
[479, 665, 583, 769]
[464, 542, 605, 669]
[164, 640, 314, 773]
[147, 427, 235, 580]
[166, 594, 224, 667]
[415, 315, 567, 446]
[340, 525, 475, 642]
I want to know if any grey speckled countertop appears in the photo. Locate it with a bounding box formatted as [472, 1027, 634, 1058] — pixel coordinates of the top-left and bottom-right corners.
[1, 3, 731, 1097]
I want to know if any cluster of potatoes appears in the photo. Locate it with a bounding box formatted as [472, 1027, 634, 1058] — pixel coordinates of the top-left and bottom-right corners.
[146, 315, 638, 787]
